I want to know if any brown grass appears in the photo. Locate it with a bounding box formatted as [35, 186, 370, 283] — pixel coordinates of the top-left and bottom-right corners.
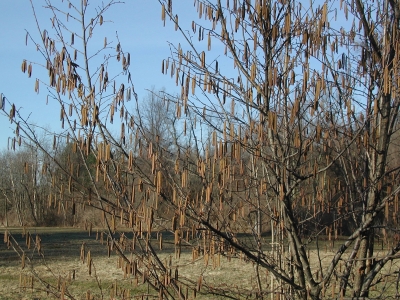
[1, 228, 399, 299]
[0, 228, 262, 299]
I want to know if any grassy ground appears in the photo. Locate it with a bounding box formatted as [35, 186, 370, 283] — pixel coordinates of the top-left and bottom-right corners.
[0, 227, 262, 299]
[1, 228, 399, 299]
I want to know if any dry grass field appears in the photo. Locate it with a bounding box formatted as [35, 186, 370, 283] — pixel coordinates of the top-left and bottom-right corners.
[0, 228, 263, 300]
[1, 228, 399, 299]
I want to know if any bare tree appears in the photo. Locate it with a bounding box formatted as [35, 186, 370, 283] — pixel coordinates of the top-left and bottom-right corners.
[2, 0, 400, 299]
[150, 0, 400, 298]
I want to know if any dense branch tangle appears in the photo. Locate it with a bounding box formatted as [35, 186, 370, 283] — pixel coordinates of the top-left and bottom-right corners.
[157, 0, 400, 299]
[3, 0, 400, 299]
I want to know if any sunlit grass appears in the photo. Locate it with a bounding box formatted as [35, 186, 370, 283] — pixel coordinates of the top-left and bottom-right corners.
[1, 228, 400, 299]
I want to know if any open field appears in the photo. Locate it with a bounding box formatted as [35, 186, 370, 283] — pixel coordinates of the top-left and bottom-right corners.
[0, 227, 265, 300]
[1, 228, 399, 299]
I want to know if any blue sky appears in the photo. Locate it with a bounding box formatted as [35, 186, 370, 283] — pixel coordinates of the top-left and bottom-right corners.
[0, 0, 199, 151]
[0, 1, 352, 152]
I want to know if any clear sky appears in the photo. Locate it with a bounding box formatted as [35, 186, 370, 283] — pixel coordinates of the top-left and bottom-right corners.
[0, 0, 199, 151]
[0, 1, 350, 152]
